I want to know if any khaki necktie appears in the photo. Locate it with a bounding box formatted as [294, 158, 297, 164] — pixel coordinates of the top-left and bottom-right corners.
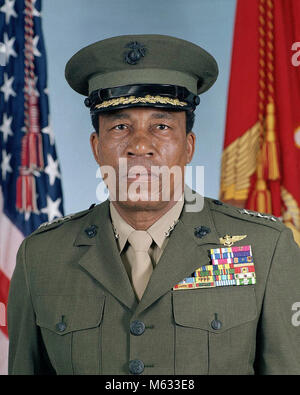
[128, 230, 153, 300]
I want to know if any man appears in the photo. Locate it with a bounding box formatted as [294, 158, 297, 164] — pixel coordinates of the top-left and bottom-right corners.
[7, 34, 300, 375]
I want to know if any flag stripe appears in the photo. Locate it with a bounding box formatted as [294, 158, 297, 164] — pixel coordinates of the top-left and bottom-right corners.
[0, 189, 24, 279]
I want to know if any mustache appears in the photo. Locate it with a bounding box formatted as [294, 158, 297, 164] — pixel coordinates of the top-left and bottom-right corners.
[126, 167, 160, 178]
[119, 159, 161, 178]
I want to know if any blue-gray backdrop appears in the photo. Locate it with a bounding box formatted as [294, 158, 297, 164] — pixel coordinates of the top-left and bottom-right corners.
[43, 0, 236, 214]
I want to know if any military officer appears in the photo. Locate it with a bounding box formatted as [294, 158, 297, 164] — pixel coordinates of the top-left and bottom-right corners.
[8, 34, 300, 375]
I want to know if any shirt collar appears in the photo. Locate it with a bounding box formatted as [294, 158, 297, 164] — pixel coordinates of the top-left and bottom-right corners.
[110, 202, 135, 252]
[109, 195, 184, 253]
[147, 197, 184, 248]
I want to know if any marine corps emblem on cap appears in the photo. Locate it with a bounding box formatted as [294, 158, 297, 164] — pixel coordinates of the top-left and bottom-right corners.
[124, 41, 146, 65]
[65, 34, 218, 114]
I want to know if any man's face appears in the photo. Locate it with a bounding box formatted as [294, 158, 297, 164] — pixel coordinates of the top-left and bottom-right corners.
[90, 107, 195, 210]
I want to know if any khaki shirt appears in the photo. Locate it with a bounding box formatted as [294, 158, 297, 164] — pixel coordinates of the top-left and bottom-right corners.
[110, 198, 184, 284]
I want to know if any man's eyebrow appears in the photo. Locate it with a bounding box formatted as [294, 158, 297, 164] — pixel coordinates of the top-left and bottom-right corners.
[102, 112, 131, 121]
[150, 112, 176, 120]
[102, 110, 177, 121]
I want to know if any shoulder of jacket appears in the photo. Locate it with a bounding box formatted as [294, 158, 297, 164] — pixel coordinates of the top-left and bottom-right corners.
[206, 197, 285, 232]
[29, 204, 98, 237]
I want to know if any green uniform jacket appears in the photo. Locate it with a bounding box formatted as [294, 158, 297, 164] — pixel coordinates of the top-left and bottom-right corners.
[7, 197, 300, 375]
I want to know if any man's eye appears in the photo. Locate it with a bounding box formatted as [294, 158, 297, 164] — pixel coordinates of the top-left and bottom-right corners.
[156, 124, 169, 130]
[113, 124, 127, 130]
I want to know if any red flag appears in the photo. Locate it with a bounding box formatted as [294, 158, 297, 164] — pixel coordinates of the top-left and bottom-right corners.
[220, 0, 300, 244]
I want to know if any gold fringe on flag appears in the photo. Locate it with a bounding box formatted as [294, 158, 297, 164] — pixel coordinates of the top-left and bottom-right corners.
[281, 187, 300, 245]
[220, 122, 260, 206]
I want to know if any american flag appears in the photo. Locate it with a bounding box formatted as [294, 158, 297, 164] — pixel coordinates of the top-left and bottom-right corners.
[0, 0, 64, 374]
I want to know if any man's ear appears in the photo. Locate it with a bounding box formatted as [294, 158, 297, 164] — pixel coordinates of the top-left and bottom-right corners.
[90, 131, 101, 165]
[186, 131, 196, 163]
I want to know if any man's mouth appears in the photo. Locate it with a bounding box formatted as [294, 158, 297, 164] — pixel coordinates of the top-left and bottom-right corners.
[127, 169, 159, 182]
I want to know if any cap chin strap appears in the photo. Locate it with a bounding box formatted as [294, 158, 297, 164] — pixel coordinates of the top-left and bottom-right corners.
[84, 84, 200, 112]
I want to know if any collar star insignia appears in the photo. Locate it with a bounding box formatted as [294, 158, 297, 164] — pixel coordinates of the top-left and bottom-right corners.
[219, 234, 247, 246]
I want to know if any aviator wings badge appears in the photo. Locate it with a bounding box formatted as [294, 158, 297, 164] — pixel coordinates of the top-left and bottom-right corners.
[219, 234, 247, 246]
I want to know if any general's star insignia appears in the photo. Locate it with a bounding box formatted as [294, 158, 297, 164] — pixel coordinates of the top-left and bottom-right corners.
[219, 234, 247, 246]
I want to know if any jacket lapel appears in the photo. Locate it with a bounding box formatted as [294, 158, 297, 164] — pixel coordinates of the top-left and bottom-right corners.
[134, 197, 220, 316]
[74, 200, 137, 311]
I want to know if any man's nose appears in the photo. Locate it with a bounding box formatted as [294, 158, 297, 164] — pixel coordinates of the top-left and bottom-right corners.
[126, 129, 154, 157]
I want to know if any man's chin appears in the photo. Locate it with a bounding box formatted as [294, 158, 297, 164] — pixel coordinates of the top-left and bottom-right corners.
[108, 181, 184, 209]
[111, 188, 184, 212]
[114, 198, 172, 212]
